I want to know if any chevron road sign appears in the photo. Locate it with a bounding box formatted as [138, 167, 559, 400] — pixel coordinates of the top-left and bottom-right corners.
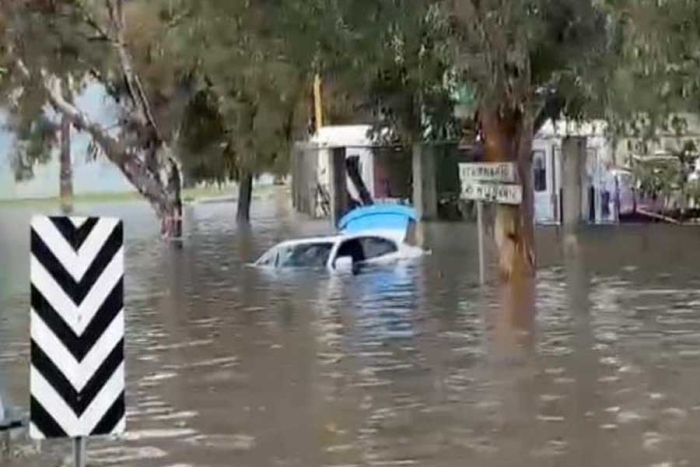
[29, 216, 125, 441]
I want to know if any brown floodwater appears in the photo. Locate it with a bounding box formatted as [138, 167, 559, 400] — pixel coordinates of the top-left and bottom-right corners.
[2, 188, 700, 466]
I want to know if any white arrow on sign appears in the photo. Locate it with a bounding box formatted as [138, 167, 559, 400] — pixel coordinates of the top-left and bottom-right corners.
[461, 181, 523, 205]
[459, 162, 517, 183]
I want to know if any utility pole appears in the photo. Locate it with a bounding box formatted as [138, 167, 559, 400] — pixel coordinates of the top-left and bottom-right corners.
[313, 74, 323, 131]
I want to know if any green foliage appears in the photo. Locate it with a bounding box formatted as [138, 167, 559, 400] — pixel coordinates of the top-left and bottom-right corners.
[445, 0, 617, 128]
[634, 159, 680, 199]
[318, 0, 460, 142]
[1, 63, 60, 182]
[632, 140, 700, 209]
[9, 115, 57, 181]
[0, 0, 110, 181]
[595, 0, 700, 137]
[317, 0, 617, 141]
[168, 0, 316, 184]
[6, 0, 700, 195]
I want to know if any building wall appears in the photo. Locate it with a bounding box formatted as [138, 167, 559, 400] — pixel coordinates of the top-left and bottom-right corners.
[533, 120, 616, 224]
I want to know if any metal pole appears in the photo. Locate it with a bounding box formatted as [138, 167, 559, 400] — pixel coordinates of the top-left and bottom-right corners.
[313, 74, 323, 131]
[1, 430, 9, 458]
[74, 437, 86, 467]
[477, 201, 485, 285]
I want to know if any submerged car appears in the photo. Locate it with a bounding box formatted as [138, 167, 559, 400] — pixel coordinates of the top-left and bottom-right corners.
[254, 205, 425, 271]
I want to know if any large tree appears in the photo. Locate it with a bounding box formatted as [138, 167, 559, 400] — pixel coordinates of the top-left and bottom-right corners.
[307, 0, 461, 143]
[170, 0, 321, 223]
[447, 0, 618, 278]
[307, 0, 612, 277]
[4, 0, 698, 250]
[455, 0, 700, 278]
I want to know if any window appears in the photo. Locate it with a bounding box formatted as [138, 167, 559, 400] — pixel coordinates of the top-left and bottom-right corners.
[256, 249, 276, 267]
[360, 237, 398, 260]
[334, 239, 366, 265]
[533, 151, 547, 192]
[277, 243, 334, 268]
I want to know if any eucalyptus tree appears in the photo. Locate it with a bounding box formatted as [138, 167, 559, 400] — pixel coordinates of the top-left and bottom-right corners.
[1, 0, 192, 237]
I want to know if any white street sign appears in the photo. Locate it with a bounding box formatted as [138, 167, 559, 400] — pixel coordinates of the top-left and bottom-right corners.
[461, 181, 523, 205]
[459, 162, 522, 284]
[459, 162, 517, 183]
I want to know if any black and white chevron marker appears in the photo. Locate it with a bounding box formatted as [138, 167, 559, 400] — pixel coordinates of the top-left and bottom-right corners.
[30, 216, 125, 440]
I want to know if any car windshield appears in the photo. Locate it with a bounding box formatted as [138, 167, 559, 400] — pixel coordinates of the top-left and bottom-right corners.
[277, 242, 334, 268]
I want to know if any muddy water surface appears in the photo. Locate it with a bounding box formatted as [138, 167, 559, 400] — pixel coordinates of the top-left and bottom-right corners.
[2, 190, 700, 466]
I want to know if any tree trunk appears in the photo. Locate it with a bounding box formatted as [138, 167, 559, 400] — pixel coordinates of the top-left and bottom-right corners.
[43, 74, 182, 237]
[59, 114, 73, 214]
[481, 109, 536, 280]
[16, 5, 184, 241]
[237, 171, 254, 224]
[161, 158, 183, 239]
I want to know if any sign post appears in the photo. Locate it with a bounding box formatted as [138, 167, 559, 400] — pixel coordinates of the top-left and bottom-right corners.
[74, 437, 86, 467]
[476, 200, 485, 285]
[29, 216, 125, 467]
[459, 163, 522, 285]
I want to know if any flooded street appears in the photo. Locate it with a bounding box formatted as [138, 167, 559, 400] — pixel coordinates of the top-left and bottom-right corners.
[3, 189, 700, 466]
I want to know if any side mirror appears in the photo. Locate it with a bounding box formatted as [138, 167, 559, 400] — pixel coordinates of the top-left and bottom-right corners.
[334, 256, 353, 271]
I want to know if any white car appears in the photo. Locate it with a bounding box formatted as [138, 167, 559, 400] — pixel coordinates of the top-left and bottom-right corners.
[254, 230, 423, 271]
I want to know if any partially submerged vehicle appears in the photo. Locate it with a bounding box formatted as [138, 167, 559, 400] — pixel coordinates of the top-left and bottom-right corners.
[254, 204, 425, 271]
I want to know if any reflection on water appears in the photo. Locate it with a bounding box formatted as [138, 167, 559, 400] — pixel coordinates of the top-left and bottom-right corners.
[2, 190, 700, 466]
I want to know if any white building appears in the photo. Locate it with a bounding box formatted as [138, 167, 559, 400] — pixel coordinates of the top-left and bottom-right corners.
[309, 125, 377, 209]
[532, 119, 615, 224]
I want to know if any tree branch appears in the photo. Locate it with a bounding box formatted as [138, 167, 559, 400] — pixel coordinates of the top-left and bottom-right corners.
[40, 69, 127, 162]
[15, 59, 171, 214]
[165, 7, 194, 30]
[106, 0, 163, 143]
[74, 1, 112, 42]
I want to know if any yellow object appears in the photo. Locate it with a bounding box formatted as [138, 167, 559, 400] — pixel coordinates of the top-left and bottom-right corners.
[313, 74, 323, 131]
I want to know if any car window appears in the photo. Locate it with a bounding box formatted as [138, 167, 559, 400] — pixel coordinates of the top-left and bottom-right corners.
[277, 242, 334, 268]
[335, 238, 365, 265]
[360, 237, 398, 259]
[256, 248, 277, 267]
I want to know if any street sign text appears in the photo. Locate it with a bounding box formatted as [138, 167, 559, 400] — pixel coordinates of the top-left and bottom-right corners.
[459, 162, 517, 184]
[461, 181, 523, 205]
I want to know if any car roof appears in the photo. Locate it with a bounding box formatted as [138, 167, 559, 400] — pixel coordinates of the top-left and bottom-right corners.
[274, 236, 342, 248]
[272, 230, 402, 249]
